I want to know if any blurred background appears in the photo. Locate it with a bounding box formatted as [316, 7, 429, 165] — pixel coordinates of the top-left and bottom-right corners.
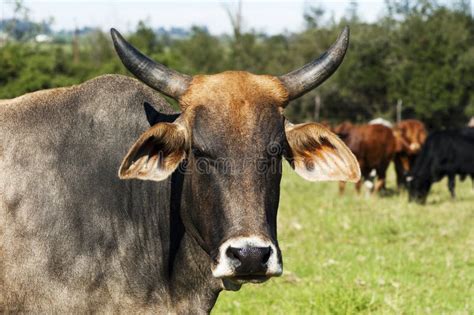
[1, 0, 473, 129]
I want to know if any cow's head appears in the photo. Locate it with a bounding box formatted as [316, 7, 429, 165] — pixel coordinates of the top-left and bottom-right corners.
[407, 163, 433, 204]
[407, 174, 431, 204]
[393, 121, 427, 155]
[111, 27, 360, 287]
[407, 150, 432, 204]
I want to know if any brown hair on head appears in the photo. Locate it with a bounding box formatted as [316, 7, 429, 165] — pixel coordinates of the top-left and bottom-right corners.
[179, 71, 289, 111]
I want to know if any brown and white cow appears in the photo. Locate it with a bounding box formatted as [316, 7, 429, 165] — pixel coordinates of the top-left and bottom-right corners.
[393, 119, 427, 189]
[0, 27, 359, 313]
[334, 123, 396, 194]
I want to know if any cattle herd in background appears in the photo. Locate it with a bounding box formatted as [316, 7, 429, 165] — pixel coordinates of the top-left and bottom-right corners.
[325, 118, 474, 204]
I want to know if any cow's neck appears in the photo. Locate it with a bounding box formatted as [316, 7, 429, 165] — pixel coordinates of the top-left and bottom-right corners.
[167, 171, 222, 313]
[170, 232, 222, 313]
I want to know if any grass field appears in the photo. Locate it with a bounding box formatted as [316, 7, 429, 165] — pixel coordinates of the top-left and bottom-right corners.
[213, 165, 474, 314]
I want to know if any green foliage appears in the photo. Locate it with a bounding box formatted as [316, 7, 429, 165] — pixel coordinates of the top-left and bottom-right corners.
[1, 0, 473, 128]
[128, 21, 161, 55]
[386, 3, 474, 128]
[172, 26, 226, 74]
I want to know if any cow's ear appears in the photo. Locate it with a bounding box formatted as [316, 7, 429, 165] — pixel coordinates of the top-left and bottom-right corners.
[284, 122, 360, 182]
[119, 122, 187, 181]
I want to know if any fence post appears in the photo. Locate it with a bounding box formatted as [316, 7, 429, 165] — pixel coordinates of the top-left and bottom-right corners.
[314, 94, 321, 122]
[396, 99, 403, 123]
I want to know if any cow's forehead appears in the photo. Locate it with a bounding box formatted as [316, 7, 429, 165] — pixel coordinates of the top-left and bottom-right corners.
[180, 71, 289, 111]
[180, 72, 287, 150]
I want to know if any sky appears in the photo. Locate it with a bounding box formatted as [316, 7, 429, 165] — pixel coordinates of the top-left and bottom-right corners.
[0, 0, 389, 34]
[0, 0, 469, 35]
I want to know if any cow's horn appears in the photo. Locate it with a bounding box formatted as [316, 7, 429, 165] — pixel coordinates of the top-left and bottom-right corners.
[111, 28, 191, 100]
[279, 26, 349, 101]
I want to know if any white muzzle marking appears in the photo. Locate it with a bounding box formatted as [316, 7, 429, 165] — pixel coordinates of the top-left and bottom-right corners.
[410, 143, 420, 151]
[211, 236, 282, 278]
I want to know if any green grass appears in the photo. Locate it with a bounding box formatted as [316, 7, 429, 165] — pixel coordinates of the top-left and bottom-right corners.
[213, 165, 474, 314]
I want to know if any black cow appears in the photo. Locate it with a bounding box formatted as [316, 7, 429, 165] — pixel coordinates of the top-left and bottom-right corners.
[408, 128, 474, 203]
[0, 28, 359, 313]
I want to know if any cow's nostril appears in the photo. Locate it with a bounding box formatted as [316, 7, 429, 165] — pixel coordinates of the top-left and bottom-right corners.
[226, 247, 239, 261]
[261, 247, 271, 265]
[226, 246, 271, 272]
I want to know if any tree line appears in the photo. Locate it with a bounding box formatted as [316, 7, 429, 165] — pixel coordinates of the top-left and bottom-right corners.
[0, 0, 473, 129]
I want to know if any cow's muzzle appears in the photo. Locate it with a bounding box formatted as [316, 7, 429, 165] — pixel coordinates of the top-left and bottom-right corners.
[211, 236, 282, 283]
[409, 142, 421, 153]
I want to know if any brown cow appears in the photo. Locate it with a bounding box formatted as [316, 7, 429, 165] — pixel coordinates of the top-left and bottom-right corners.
[393, 119, 427, 189]
[335, 123, 396, 194]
